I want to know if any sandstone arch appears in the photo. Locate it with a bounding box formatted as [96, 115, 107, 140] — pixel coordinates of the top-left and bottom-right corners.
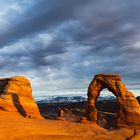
[85, 74, 140, 126]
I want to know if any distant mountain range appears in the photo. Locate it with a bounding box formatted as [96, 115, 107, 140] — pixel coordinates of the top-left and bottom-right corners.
[36, 95, 116, 104]
[37, 96, 87, 104]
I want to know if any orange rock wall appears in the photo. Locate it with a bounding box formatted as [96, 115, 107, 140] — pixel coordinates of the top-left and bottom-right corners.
[0, 76, 41, 119]
[86, 74, 140, 126]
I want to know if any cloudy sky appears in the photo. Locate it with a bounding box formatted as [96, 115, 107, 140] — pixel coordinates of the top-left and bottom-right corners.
[0, 0, 140, 97]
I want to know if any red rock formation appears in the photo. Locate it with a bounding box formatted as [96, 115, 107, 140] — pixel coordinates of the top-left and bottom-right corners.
[0, 76, 41, 119]
[85, 74, 140, 126]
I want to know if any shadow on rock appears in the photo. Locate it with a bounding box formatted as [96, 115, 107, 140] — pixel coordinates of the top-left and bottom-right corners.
[12, 94, 27, 117]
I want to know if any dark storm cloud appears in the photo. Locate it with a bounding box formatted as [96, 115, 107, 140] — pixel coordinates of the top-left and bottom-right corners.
[30, 38, 67, 67]
[0, 0, 140, 95]
[0, 0, 91, 46]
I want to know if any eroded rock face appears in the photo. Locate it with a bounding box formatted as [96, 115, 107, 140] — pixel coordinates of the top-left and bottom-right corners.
[86, 74, 140, 126]
[0, 76, 41, 118]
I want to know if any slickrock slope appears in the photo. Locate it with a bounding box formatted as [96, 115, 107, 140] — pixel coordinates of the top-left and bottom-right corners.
[0, 76, 41, 118]
[86, 74, 140, 127]
[0, 111, 137, 140]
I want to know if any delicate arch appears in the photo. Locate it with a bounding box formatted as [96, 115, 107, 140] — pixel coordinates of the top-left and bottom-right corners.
[85, 74, 140, 126]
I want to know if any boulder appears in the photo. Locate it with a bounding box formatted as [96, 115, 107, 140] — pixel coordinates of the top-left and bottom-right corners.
[0, 76, 41, 119]
[85, 74, 140, 127]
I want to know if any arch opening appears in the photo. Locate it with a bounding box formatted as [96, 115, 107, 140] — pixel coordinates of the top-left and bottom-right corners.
[96, 88, 119, 129]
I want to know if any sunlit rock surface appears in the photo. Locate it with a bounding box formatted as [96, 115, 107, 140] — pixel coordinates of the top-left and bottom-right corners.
[86, 74, 140, 127]
[0, 76, 41, 118]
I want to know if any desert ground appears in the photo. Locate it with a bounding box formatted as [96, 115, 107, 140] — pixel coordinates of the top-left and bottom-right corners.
[0, 101, 139, 140]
